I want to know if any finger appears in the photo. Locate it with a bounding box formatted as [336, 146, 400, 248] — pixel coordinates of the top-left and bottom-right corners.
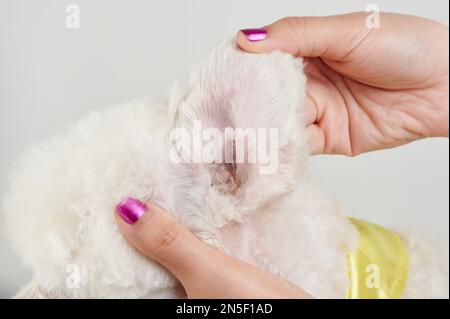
[115, 197, 212, 283]
[236, 13, 372, 60]
[305, 95, 318, 125]
[115, 197, 312, 299]
[306, 124, 325, 155]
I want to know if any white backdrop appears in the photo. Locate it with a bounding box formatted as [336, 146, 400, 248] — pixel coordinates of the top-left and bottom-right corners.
[0, 0, 448, 298]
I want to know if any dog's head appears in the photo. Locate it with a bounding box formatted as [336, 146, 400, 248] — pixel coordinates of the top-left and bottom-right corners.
[2, 40, 308, 298]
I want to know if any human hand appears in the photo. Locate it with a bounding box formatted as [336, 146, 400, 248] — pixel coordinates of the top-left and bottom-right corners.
[115, 197, 311, 298]
[237, 12, 449, 156]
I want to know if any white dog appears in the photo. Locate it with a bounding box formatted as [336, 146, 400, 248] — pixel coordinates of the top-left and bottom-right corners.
[2, 40, 448, 298]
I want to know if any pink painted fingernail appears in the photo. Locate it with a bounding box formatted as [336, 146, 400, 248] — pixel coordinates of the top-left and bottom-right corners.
[240, 28, 267, 42]
[116, 197, 148, 224]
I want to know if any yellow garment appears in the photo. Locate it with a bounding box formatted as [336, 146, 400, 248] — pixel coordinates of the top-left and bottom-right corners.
[346, 218, 409, 299]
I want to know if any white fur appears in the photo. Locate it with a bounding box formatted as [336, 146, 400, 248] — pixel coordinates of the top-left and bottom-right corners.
[2, 40, 448, 298]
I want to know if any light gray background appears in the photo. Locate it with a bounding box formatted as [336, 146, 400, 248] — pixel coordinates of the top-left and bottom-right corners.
[0, 0, 448, 298]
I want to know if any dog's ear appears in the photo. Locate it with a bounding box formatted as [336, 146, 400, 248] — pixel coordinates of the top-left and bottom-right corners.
[172, 41, 309, 220]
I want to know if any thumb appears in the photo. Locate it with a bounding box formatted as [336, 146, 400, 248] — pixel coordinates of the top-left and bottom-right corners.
[115, 197, 312, 298]
[115, 197, 211, 285]
[236, 13, 372, 60]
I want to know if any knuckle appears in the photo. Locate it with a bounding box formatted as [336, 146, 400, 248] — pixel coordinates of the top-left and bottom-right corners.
[278, 16, 309, 48]
[146, 221, 183, 254]
[280, 16, 306, 34]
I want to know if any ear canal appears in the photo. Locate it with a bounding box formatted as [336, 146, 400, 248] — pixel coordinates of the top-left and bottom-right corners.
[175, 40, 309, 217]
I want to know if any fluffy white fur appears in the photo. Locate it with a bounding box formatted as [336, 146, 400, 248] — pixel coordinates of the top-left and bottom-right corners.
[2, 40, 448, 298]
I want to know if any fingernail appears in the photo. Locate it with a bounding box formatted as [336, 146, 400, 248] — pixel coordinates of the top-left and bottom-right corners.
[116, 197, 148, 224]
[240, 28, 267, 42]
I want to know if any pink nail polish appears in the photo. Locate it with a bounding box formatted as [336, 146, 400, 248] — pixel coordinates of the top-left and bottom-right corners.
[116, 197, 148, 224]
[240, 28, 267, 42]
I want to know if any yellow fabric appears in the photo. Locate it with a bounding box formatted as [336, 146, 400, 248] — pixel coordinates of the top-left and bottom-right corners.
[346, 218, 409, 299]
